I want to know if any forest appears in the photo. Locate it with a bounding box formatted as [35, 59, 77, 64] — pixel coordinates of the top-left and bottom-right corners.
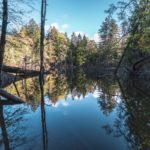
[0, 0, 150, 79]
[0, 0, 150, 150]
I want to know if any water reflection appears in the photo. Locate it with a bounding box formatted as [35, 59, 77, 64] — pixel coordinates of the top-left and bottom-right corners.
[39, 74, 48, 150]
[0, 69, 149, 150]
[118, 78, 150, 150]
[0, 103, 33, 150]
[0, 105, 9, 150]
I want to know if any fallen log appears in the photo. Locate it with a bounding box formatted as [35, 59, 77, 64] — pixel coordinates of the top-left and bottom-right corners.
[1, 71, 21, 88]
[0, 100, 22, 105]
[0, 89, 25, 103]
[2, 65, 40, 75]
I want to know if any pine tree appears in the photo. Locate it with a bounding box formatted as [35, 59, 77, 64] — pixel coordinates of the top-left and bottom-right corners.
[98, 17, 119, 65]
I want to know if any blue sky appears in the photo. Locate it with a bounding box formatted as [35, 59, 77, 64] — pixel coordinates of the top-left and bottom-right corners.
[33, 0, 118, 40]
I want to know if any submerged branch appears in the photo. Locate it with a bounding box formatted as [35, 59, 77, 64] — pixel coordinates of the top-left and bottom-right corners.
[0, 89, 25, 103]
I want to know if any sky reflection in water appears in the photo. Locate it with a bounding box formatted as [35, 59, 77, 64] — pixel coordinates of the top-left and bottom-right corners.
[0, 71, 150, 150]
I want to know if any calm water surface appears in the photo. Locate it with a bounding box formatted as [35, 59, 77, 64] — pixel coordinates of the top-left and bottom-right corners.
[0, 70, 150, 150]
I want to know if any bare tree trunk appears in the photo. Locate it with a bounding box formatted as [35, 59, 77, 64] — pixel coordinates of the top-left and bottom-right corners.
[39, 77, 48, 150]
[40, 0, 47, 80]
[40, 2, 48, 149]
[0, 0, 8, 87]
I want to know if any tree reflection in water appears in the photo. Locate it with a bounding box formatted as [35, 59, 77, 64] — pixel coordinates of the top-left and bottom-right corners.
[102, 77, 150, 150]
[39, 74, 48, 150]
[0, 105, 9, 150]
[0, 69, 149, 150]
[96, 77, 120, 116]
[0, 101, 33, 149]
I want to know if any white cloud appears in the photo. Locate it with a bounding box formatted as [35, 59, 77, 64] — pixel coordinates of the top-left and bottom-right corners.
[93, 89, 100, 98]
[50, 22, 59, 29]
[61, 101, 69, 107]
[75, 31, 84, 36]
[75, 31, 88, 37]
[61, 24, 69, 29]
[91, 33, 100, 43]
[50, 22, 70, 33]
[45, 25, 50, 32]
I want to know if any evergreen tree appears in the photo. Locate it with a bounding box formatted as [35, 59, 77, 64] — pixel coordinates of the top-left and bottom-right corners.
[47, 27, 69, 65]
[98, 17, 120, 65]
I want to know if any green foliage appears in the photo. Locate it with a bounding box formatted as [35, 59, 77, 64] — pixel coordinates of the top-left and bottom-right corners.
[6, 4, 150, 69]
[123, 0, 150, 65]
[4, 19, 41, 68]
[75, 46, 87, 65]
[66, 32, 98, 66]
[46, 27, 69, 64]
[106, 0, 150, 70]
[98, 17, 120, 65]
[2, 0, 150, 71]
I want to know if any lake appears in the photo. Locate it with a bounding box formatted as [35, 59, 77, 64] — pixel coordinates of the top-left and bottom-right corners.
[0, 69, 150, 150]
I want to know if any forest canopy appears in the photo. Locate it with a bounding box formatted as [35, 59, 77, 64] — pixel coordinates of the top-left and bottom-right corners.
[0, 0, 150, 74]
